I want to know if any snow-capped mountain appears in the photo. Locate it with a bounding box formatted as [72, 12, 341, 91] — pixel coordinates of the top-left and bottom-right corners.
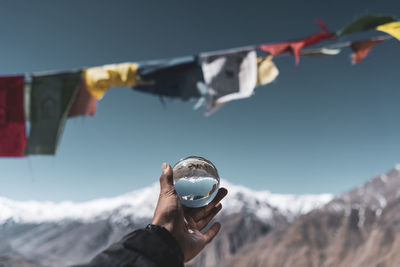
[0, 179, 332, 224]
[220, 180, 332, 222]
[3, 164, 399, 267]
[0, 179, 332, 267]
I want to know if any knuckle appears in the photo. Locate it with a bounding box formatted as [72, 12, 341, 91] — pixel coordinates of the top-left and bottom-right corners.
[160, 188, 176, 198]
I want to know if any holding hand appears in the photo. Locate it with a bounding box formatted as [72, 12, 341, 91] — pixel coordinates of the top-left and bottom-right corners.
[152, 163, 228, 262]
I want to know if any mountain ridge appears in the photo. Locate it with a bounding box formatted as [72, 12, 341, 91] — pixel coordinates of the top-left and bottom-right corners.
[0, 179, 333, 267]
[0, 179, 333, 224]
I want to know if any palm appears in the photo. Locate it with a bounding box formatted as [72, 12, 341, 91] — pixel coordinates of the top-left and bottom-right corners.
[183, 217, 205, 254]
[184, 215, 207, 244]
[153, 163, 227, 263]
[178, 191, 226, 262]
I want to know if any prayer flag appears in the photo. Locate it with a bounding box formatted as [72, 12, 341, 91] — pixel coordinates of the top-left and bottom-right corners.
[300, 47, 341, 57]
[337, 15, 397, 36]
[377, 21, 400, 40]
[68, 80, 97, 117]
[259, 20, 334, 64]
[25, 71, 81, 155]
[133, 56, 203, 100]
[350, 38, 384, 65]
[200, 49, 257, 114]
[84, 63, 138, 99]
[257, 56, 279, 86]
[0, 76, 26, 157]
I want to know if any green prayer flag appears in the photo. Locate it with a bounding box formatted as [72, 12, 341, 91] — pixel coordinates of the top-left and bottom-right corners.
[337, 15, 397, 36]
[25, 71, 81, 155]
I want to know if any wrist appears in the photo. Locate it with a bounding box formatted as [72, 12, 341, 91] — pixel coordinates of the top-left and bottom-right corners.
[152, 220, 180, 241]
[146, 224, 184, 263]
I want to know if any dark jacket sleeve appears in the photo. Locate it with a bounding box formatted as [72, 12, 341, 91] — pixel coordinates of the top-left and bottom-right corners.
[73, 224, 184, 267]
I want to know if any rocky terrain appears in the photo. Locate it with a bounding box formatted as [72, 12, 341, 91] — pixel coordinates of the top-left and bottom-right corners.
[223, 165, 400, 267]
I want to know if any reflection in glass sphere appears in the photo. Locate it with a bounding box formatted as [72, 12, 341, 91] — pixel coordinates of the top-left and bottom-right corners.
[173, 156, 220, 208]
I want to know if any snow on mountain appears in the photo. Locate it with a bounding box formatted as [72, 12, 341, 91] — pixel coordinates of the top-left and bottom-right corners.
[0, 179, 333, 224]
[0, 184, 159, 224]
[220, 180, 333, 221]
[395, 164, 400, 171]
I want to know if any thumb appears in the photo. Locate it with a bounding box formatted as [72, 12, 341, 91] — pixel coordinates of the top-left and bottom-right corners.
[159, 163, 174, 192]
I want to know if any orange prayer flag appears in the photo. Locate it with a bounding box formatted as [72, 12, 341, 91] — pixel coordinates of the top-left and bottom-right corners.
[350, 38, 384, 65]
[259, 20, 335, 64]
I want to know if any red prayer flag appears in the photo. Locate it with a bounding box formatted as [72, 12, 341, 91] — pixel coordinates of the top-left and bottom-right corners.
[68, 80, 97, 117]
[0, 76, 27, 157]
[350, 38, 384, 65]
[259, 20, 335, 64]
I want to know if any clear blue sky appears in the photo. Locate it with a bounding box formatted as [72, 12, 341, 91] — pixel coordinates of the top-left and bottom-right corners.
[0, 0, 399, 201]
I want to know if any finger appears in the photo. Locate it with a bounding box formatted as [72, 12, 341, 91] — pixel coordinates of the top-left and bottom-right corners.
[203, 222, 221, 244]
[197, 203, 222, 230]
[159, 163, 174, 192]
[192, 187, 228, 222]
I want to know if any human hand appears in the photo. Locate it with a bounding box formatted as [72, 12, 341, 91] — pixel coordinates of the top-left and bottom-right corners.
[152, 163, 228, 262]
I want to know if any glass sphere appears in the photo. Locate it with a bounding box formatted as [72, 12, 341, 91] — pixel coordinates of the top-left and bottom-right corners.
[173, 156, 220, 208]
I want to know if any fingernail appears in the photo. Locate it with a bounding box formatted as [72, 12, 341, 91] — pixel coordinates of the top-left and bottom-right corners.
[162, 163, 168, 172]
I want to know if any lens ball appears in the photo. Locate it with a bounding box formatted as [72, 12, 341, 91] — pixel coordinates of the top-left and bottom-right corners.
[173, 156, 220, 208]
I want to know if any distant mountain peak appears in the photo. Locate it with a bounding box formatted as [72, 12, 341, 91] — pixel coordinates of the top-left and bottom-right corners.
[394, 163, 400, 171]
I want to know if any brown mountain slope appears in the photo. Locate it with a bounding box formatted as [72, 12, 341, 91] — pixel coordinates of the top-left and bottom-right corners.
[223, 166, 400, 267]
[187, 213, 281, 267]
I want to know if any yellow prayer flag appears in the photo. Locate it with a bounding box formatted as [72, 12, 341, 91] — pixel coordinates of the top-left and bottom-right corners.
[377, 21, 400, 40]
[257, 56, 279, 86]
[83, 63, 139, 99]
